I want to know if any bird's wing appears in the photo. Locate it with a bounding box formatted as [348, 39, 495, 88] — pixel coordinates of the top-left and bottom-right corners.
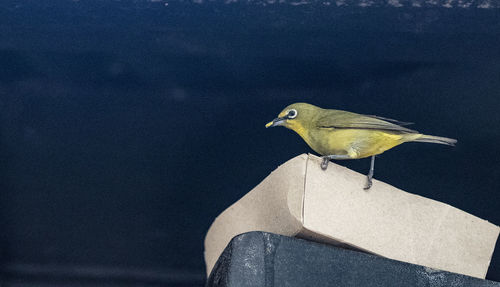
[362, 115, 414, 126]
[316, 110, 418, 133]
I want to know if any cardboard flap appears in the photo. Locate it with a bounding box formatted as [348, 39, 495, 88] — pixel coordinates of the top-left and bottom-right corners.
[302, 154, 499, 278]
[204, 154, 307, 275]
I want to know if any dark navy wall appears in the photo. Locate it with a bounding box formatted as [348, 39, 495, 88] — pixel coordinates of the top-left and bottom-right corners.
[1, 1, 499, 285]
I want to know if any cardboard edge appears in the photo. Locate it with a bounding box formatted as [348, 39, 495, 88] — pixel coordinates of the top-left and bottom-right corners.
[296, 226, 379, 255]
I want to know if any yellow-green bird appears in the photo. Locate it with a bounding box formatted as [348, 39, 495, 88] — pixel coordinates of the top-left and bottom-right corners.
[266, 103, 456, 189]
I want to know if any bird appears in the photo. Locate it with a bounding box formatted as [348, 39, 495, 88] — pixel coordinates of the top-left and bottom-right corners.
[265, 102, 457, 189]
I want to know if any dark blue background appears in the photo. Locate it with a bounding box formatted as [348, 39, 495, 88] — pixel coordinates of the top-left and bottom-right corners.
[1, 1, 499, 285]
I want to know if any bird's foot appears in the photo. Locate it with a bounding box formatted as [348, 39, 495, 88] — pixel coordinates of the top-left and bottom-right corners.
[321, 156, 329, 170]
[364, 176, 373, 190]
[363, 155, 375, 190]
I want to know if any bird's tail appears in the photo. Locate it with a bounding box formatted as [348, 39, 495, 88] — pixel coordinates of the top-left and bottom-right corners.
[412, 134, 457, 146]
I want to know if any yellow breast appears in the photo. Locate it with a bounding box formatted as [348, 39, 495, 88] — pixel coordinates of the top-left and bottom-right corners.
[288, 124, 407, 159]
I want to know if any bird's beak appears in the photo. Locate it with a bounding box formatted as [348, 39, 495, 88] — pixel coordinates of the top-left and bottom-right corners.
[265, 117, 286, 128]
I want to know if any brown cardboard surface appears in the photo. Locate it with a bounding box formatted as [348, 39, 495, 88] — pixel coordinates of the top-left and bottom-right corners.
[302, 154, 499, 278]
[203, 153, 499, 278]
[203, 154, 307, 275]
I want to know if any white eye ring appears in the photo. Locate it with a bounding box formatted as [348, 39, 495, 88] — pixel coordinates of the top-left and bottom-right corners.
[287, 109, 297, 119]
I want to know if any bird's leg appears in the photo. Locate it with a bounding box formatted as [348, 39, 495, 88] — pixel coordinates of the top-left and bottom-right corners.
[320, 155, 351, 170]
[364, 155, 375, 190]
[321, 157, 329, 170]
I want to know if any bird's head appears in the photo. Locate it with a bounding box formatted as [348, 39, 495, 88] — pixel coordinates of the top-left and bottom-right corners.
[265, 103, 319, 131]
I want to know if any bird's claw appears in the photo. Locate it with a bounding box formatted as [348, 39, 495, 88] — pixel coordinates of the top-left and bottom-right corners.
[364, 177, 372, 190]
[321, 157, 329, 170]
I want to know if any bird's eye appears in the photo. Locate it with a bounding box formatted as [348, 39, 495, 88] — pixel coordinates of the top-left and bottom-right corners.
[287, 109, 297, 119]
